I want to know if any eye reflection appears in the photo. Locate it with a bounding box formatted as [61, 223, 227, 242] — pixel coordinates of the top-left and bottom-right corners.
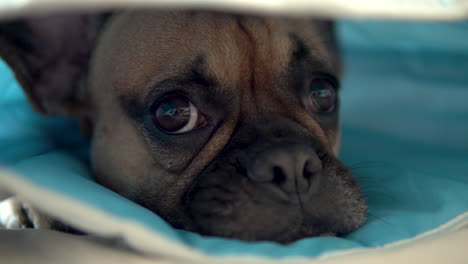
[306, 79, 337, 113]
[153, 96, 204, 134]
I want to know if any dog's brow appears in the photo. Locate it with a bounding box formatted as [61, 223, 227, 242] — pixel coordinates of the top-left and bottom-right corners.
[289, 34, 334, 75]
[291, 34, 308, 65]
[119, 57, 216, 121]
[183, 57, 214, 87]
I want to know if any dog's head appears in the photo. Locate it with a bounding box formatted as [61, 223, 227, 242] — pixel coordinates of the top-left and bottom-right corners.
[0, 10, 367, 243]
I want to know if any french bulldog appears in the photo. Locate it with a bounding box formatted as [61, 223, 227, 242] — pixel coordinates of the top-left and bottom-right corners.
[0, 10, 367, 243]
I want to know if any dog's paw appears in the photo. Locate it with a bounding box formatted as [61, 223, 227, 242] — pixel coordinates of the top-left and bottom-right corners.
[0, 197, 52, 229]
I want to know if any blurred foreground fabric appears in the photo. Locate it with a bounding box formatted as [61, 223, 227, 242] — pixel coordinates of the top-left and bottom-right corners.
[0, 19, 467, 263]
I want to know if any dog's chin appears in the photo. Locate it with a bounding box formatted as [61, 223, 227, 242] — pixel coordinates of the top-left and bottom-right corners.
[185, 187, 349, 243]
[189, 201, 297, 242]
[187, 201, 338, 243]
[183, 181, 367, 242]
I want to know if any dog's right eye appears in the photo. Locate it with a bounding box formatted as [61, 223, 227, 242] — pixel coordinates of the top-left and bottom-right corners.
[152, 96, 207, 134]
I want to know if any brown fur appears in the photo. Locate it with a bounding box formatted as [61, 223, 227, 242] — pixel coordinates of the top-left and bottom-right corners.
[0, 10, 366, 243]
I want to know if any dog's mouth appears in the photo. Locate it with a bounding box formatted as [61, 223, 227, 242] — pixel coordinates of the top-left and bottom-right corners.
[183, 153, 368, 243]
[187, 186, 332, 242]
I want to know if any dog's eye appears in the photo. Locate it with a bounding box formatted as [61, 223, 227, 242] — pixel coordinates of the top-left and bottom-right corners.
[306, 78, 337, 113]
[153, 96, 207, 134]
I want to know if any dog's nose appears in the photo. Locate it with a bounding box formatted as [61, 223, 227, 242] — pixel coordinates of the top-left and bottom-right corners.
[247, 145, 322, 194]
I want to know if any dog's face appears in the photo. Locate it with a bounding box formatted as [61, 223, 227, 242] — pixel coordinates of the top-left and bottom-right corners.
[0, 11, 366, 243]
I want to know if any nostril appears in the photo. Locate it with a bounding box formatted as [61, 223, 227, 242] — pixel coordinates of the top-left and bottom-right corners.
[272, 129, 288, 138]
[303, 161, 313, 181]
[301, 159, 322, 192]
[272, 166, 286, 186]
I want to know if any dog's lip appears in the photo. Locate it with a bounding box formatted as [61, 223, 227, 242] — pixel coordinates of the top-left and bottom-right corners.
[192, 212, 305, 243]
[183, 155, 366, 242]
[186, 187, 348, 242]
[190, 210, 338, 243]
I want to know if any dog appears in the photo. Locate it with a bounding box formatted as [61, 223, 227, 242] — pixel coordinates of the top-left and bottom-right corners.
[0, 10, 367, 243]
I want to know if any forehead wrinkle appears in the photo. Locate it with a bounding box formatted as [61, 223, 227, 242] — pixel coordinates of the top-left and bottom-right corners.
[222, 16, 296, 116]
[265, 18, 295, 74]
[240, 17, 293, 77]
[201, 15, 250, 92]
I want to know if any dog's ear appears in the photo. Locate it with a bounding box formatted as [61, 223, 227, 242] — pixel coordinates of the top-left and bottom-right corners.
[0, 14, 107, 116]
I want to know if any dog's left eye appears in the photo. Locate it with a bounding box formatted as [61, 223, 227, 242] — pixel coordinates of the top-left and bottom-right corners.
[152, 96, 207, 134]
[306, 78, 337, 113]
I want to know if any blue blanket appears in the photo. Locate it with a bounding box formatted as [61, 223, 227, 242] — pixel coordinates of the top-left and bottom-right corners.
[0, 20, 467, 259]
